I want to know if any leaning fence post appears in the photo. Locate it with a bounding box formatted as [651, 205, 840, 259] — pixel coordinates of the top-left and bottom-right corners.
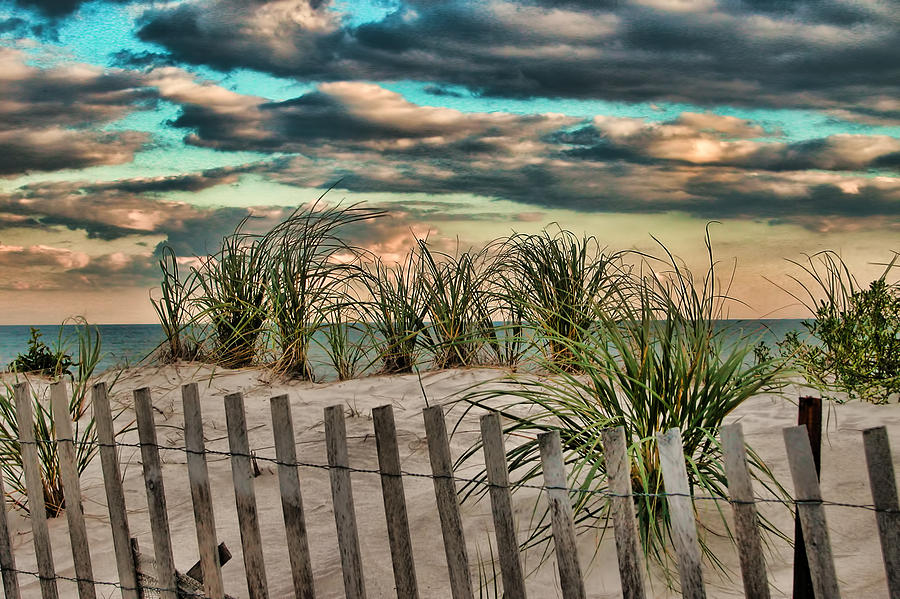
[270, 395, 316, 599]
[794, 396, 822, 599]
[783, 425, 840, 599]
[720, 423, 770, 599]
[0, 467, 20, 599]
[657, 428, 706, 599]
[14, 382, 59, 599]
[537, 430, 586, 599]
[423, 405, 475, 599]
[182, 383, 226, 599]
[373, 404, 419, 599]
[50, 380, 96, 599]
[225, 392, 270, 599]
[93, 382, 140, 599]
[325, 405, 367, 599]
[601, 426, 646, 599]
[862, 426, 900, 599]
[134, 387, 178, 599]
[480, 412, 527, 599]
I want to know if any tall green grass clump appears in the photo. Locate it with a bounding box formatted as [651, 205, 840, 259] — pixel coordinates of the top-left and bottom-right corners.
[151, 245, 201, 362]
[193, 219, 269, 368]
[779, 250, 900, 403]
[361, 251, 428, 374]
[498, 228, 626, 369]
[0, 320, 103, 516]
[418, 241, 497, 369]
[263, 200, 383, 378]
[459, 238, 787, 571]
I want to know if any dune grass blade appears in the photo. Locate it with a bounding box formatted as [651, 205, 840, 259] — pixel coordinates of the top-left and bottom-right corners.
[361, 252, 428, 374]
[263, 199, 384, 378]
[151, 245, 201, 362]
[457, 237, 788, 574]
[418, 241, 496, 369]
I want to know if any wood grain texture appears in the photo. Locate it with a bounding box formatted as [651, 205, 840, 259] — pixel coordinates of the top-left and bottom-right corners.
[0, 469, 20, 599]
[423, 405, 474, 599]
[270, 394, 316, 599]
[92, 383, 140, 599]
[49, 381, 96, 599]
[479, 412, 526, 599]
[782, 425, 840, 599]
[537, 430, 585, 599]
[224, 392, 269, 599]
[600, 427, 646, 599]
[133, 387, 177, 599]
[324, 405, 367, 599]
[182, 383, 226, 599]
[373, 404, 419, 599]
[14, 382, 59, 599]
[720, 424, 770, 599]
[657, 428, 706, 599]
[862, 426, 900, 599]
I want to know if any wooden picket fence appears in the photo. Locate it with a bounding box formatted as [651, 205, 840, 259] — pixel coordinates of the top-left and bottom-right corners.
[1, 379, 899, 599]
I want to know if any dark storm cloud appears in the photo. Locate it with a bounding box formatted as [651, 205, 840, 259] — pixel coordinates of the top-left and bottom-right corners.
[136, 0, 900, 121]
[10, 0, 130, 18]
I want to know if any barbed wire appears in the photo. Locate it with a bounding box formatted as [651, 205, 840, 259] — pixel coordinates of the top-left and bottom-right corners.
[2, 435, 896, 514]
[3, 565, 207, 597]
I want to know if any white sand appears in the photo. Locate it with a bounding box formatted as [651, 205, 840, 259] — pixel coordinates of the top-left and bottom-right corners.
[5, 365, 898, 598]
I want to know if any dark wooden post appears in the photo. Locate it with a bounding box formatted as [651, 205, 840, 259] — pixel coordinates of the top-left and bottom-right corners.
[794, 396, 822, 599]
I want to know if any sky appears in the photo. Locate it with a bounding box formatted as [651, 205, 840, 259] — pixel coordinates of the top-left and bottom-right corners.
[0, 0, 898, 323]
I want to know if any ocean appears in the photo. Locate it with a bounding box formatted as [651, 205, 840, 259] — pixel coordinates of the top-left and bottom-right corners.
[0, 319, 809, 376]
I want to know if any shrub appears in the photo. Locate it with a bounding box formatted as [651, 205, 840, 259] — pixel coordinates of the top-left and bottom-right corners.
[8, 328, 72, 377]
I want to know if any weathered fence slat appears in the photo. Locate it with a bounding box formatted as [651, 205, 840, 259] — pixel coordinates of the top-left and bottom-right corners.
[224, 392, 269, 599]
[92, 382, 140, 599]
[372, 404, 419, 599]
[50, 381, 96, 599]
[479, 412, 527, 599]
[270, 394, 316, 599]
[182, 383, 226, 599]
[862, 426, 900, 599]
[537, 430, 586, 599]
[133, 387, 178, 599]
[423, 405, 475, 599]
[720, 424, 770, 599]
[14, 383, 59, 599]
[0, 448, 20, 599]
[324, 405, 367, 599]
[601, 427, 646, 599]
[782, 425, 841, 599]
[657, 428, 706, 599]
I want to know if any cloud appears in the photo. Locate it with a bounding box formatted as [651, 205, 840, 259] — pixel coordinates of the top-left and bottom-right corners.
[136, 0, 900, 122]
[0, 47, 156, 175]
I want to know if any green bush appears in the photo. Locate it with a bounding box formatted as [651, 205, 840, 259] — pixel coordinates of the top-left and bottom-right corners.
[8, 328, 72, 377]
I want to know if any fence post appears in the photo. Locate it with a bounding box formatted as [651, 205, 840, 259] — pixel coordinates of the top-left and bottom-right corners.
[224, 392, 270, 599]
[93, 382, 140, 599]
[325, 405, 367, 599]
[657, 428, 706, 599]
[182, 383, 226, 599]
[373, 404, 419, 599]
[720, 423, 770, 599]
[601, 427, 646, 599]
[270, 395, 316, 599]
[794, 396, 821, 599]
[480, 412, 527, 599]
[862, 426, 900, 599]
[783, 425, 840, 599]
[423, 405, 475, 599]
[50, 381, 96, 599]
[0, 468, 20, 599]
[14, 382, 59, 599]
[537, 430, 586, 599]
[134, 387, 178, 599]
